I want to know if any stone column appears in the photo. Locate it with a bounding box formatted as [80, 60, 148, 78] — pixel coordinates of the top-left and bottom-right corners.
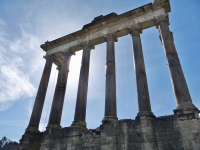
[157, 18, 198, 113]
[47, 51, 74, 128]
[130, 29, 154, 118]
[72, 44, 93, 129]
[102, 34, 118, 124]
[26, 56, 53, 132]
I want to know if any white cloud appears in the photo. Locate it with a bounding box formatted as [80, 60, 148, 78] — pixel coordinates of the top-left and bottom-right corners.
[0, 19, 43, 111]
[0, 0, 110, 112]
[0, 66, 35, 100]
[0, 101, 13, 111]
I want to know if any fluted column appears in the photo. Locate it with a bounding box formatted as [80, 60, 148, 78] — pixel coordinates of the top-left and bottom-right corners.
[157, 18, 198, 113]
[47, 51, 74, 128]
[72, 44, 93, 129]
[26, 56, 53, 132]
[130, 29, 154, 118]
[102, 34, 118, 124]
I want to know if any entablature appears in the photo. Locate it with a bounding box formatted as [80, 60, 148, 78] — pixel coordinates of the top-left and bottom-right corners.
[41, 0, 170, 61]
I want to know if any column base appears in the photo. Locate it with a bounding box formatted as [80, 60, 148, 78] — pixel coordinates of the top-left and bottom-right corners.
[136, 111, 155, 119]
[102, 116, 118, 124]
[25, 126, 40, 133]
[71, 121, 87, 130]
[174, 107, 200, 119]
[176, 102, 198, 110]
[174, 102, 199, 119]
[46, 124, 61, 130]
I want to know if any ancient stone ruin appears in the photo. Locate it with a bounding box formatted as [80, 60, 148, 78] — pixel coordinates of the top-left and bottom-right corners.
[20, 0, 200, 149]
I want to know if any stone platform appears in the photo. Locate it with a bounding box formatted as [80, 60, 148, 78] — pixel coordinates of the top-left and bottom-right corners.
[20, 113, 200, 150]
[19, 0, 200, 149]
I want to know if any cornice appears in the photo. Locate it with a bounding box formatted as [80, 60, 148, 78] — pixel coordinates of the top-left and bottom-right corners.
[41, 0, 170, 54]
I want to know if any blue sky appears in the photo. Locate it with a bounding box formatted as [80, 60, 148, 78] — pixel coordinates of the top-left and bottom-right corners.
[0, 0, 200, 142]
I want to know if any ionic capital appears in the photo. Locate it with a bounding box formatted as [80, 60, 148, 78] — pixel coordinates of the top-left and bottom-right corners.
[43, 54, 56, 61]
[56, 66, 62, 71]
[154, 15, 169, 27]
[130, 29, 142, 37]
[80, 41, 95, 50]
[103, 33, 118, 42]
[59, 51, 75, 64]
[129, 24, 143, 36]
[129, 23, 142, 36]
[62, 50, 76, 57]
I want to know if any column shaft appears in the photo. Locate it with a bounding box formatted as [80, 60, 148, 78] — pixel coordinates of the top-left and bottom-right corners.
[131, 29, 154, 117]
[72, 44, 92, 129]
[26, 57, 53, 132]
[102, 36, 118, 124]
[47, 52, 73, 128]
[157, 19, 197, 111]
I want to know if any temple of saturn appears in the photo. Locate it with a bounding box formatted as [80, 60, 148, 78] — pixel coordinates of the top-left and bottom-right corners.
[20, 0, 200, 149]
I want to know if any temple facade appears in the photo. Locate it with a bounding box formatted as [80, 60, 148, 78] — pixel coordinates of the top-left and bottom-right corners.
[20, 0, 200, 149]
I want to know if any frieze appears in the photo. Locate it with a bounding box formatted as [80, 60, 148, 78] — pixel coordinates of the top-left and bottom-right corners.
[40, 0, 170, 53]
[45, 8, 166, 56]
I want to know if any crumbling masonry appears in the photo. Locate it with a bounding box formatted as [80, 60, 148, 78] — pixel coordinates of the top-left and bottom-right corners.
[20, 0, 200, 149]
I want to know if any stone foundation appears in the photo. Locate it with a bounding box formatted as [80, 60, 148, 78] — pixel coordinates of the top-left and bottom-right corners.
[20, 113, 200, 150]
[20, 1, 200, 149]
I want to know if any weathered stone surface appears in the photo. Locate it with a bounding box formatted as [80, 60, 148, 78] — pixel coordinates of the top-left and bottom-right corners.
[47, 52, 74, 128]
[130, 29, 154, 118]
[26, 57, 53, 132]
[102, 34, 118, 124]
[40, 0, 170, 60]
[20, 114, 200, 150]
[72, 44, 93, 129]
[20, 0, 200, 149]
[157, 19, 198, 112]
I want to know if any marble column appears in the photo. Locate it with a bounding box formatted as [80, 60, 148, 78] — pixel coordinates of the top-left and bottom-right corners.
[47, 51, 74, 128]
[157, 18, 198, 112]
[26, 56, 53, 132]
[130, 29, 154, 117]
[72, 44, 93, 129]
[102, 35, 118, 124]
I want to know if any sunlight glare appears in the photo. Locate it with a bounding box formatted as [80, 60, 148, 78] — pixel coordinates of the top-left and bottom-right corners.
[68, 51, 82, 83]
